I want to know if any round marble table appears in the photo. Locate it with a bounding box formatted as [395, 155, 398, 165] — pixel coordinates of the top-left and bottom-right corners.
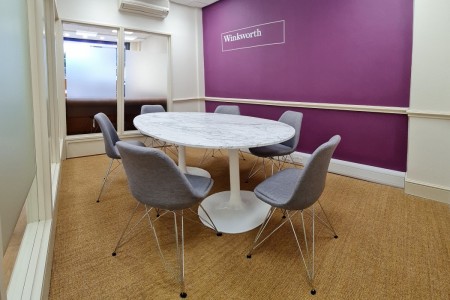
[134, 112, 295, 234]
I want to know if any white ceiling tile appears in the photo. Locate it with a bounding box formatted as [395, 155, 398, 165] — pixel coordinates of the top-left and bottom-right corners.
[170, 0, 220, 8]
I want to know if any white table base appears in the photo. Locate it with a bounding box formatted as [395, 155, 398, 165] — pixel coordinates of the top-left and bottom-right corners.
[198, 191, 271, 234]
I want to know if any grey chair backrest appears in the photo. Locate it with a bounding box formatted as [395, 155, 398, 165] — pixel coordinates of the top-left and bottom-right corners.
[289, 135, 341, 210]
[116, 141, 204, 210]
[141, 104, 166, 115]
[94, 112, 120, 159]
[214, 105, 240, 115]
[279, 111, 303, 150]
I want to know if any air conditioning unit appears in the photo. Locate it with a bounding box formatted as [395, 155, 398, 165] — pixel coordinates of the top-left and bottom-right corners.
[118, 0, 170, 18]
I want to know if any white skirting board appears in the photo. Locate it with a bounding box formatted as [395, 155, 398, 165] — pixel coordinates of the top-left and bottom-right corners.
[288, 151, 406, 188]
[7, 162, 61, 300]
[241, 149, 406, 188]
[404, 178, 450, 205]
[7, 220, 52, 300]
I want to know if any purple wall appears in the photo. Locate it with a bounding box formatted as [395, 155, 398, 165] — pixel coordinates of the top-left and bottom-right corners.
[203, 0, 413, 171]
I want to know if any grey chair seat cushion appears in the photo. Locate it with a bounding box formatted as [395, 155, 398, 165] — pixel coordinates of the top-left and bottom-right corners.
[185, 174, 214, 199]
[249, 143, 293, 157]
[254, 168, 303, 209]
[112, 140, 145, 158]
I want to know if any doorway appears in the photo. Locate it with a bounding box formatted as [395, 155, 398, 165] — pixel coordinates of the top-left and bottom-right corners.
[62, 22, 169, 135]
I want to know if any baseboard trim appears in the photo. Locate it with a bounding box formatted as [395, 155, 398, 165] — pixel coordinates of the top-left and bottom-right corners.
[7, 162, 61, 300]
[328, 158, 405, 188]
[7, 219, 52, 299]
[404, 178, 450, 204]
[244, 150, 406, 188]
[65, 133, 145, 158]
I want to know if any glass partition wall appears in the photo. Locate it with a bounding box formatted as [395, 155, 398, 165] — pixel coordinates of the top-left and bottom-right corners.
[62, 22, 169, 135]
[124, 31, 168, 130]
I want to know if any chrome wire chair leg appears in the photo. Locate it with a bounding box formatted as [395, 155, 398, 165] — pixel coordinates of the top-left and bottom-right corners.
[288, 154, 300, 168]
[112, 203, 143, 256]
[316, 201, 338, 238]
[146, 207, 176, 278]
[97, 158, 115, 202]
[239, 150, 246, 160]
[165, 144, 179, 158]
[197, 204, 222, 236]
[245, 158, 259, 182]
[246, 208, 276, 258]
[199, 149, 212, 165]
[246, 208, 295, 258]
[273, 155, 289, 172]
[212, 149, 221, 157]
[143, 136, 157, 147]
[145, 208, 188, 298]
[199, 149, 226, 165]
[270, 158, 275, 175]
[174, 211, 187, 298]
[246, 157, 267, 182]
[288, 208, 317, 295]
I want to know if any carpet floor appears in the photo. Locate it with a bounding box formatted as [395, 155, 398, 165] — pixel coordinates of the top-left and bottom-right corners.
[49, 148, 450, 299]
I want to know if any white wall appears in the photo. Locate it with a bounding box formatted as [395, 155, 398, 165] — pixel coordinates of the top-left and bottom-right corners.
[59, 0, 205, 158]
[0, 0, 37, 254]
[57, 0, 205, 101]
[406, 0, 450, 204]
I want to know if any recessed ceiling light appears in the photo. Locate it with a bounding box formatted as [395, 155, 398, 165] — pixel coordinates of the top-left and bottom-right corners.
[112, 29, 118, 33]
[125, 36, 137, 41]
[76, 30, 97, 38]
[125, 31, 134, 35]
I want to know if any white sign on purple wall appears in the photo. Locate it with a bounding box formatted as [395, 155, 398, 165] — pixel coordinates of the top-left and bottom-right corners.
[221, 20, 285, 52]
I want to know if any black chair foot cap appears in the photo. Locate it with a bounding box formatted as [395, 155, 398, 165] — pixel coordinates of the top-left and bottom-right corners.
[112, 252, 116, 256]
[216, 232, 223, 236]
[311, 289, 316, 295]
[282, 215, 286, 219]
[334, 235, 338, 239]
[156, 214, 160, 217]
[246, 254, 252, 259]
[96, 200, 100, 203]
[180, 292, 187, 298]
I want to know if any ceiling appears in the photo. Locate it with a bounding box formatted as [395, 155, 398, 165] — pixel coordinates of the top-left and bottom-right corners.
[170, 0, 220, 8]
[62, 0, 221, 42]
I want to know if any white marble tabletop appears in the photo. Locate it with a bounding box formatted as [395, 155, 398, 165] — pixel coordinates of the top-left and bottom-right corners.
[133, 112, 295, 149]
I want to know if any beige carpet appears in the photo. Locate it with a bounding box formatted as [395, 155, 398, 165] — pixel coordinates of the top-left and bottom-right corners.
[49, 148, 450, 299]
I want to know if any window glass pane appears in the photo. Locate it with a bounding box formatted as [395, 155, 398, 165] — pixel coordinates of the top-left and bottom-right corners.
[63, 22, 118, 135]
[65, 41, 116, 98]
[124, 31, 168, 131]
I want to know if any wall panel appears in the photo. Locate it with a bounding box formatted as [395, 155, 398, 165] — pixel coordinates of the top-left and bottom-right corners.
[203, 0, 413, 171]
[0, 0, 37, 253]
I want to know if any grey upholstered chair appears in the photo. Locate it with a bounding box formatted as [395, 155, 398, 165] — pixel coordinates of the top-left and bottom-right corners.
[199, 105, 245, 164]
[140, 104, 178, 157]
[214, 104, 240, 115]
[245, 110, 303, 182]
[94, 112, 145, 203]
[246, 135, 341, 295]
[113, 141, 221, 298]
[140, 104, 166, 114]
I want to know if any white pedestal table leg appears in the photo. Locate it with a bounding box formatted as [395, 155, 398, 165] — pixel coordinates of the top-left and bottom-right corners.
[198, 149, 270, 234]
[177, 145, 210, 178]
